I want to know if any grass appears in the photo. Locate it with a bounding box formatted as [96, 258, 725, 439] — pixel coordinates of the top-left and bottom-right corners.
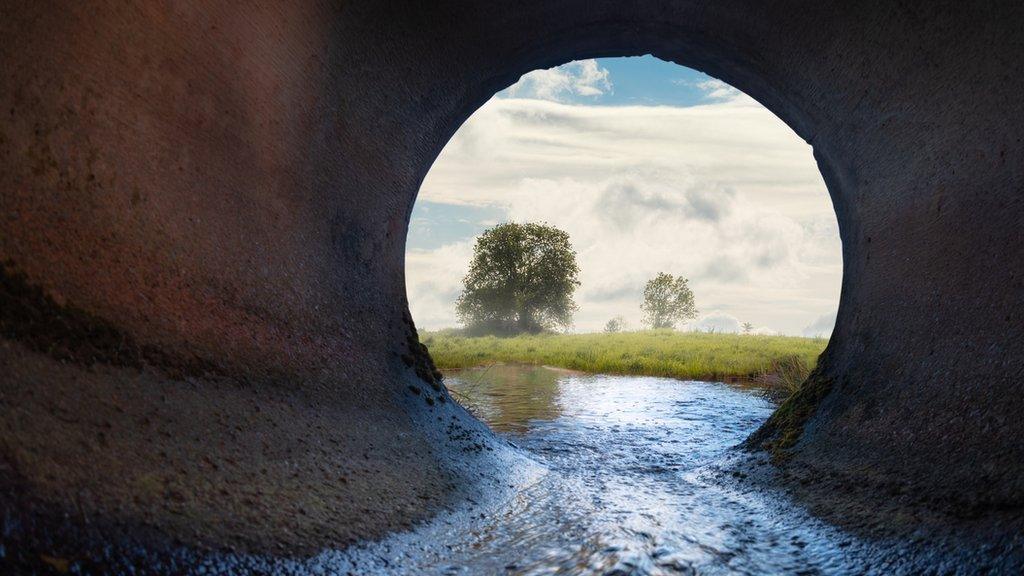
[422, 329, 827, 389]
[744, 367, 833, 456]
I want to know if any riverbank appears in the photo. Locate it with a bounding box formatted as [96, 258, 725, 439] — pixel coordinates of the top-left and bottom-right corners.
[423, 330, 826, 398]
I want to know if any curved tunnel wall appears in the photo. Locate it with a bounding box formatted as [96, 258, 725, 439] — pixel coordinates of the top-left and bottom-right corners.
[1, 0, 1023, 561]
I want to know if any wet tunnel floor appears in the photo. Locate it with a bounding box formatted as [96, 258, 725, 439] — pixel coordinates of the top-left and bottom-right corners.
[309, 365, 967, 575]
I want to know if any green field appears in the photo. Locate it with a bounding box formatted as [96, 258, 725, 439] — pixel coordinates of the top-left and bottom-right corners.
[423, 329, 827, 392]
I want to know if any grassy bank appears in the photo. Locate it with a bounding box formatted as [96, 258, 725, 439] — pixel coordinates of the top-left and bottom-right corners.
[423, 329, 827, 394]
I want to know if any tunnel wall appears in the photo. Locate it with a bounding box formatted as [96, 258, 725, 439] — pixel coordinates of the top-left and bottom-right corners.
[1, 0, 1023, 563]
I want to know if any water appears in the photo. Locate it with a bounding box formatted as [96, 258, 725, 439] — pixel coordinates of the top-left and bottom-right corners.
[426, 364, 868, 575]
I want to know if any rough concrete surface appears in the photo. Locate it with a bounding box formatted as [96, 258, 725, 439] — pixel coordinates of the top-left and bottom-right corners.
[1, 0, 1023, 571]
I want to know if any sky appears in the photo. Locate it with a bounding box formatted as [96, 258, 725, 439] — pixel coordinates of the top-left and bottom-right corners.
[405, 56, 841, 337]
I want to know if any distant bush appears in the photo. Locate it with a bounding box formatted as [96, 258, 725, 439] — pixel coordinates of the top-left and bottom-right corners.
[603, 316, 626, 333]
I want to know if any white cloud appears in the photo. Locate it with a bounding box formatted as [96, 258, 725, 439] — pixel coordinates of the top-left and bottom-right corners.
[405, 241, 473, 329]
[408, 75, 842, 335]
[688, 311, 743, 333]
[504, 60, 612, 102]
[694, 79, 744, 102]
[684, 312, 777, 335]
[802, 311, 837, 338]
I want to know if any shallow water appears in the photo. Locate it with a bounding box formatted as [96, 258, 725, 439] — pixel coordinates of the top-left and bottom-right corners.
[426, 365, 866, 575]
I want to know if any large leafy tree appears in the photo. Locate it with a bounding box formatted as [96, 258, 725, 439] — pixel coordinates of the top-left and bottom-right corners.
[456, 222, 580, 335]
[641, 272, 697, 329]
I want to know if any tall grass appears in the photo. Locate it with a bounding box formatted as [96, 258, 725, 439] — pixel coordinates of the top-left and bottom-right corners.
[423, 329, 826, 384]
[753, 354, 814, 401]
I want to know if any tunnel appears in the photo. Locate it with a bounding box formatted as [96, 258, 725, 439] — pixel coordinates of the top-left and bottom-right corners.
[1, 0, 1023, 570]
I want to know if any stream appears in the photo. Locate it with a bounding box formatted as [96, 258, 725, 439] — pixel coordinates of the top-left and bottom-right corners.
[428, 365, 877, 575]
[284, 364, 969, 575]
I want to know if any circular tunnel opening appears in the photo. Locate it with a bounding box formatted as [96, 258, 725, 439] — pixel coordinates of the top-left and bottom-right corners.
[405, 55, 841, 407]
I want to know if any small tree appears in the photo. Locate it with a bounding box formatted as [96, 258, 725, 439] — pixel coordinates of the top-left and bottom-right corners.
[456, 222, 580, 335]
[604, 316, 626, 333]
[742, 322, 754, 334]
[640, 272, 697, 329]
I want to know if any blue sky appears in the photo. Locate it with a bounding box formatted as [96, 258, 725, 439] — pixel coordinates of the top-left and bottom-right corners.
[567, 57, 722, 106]
[407, 57, 841, 336]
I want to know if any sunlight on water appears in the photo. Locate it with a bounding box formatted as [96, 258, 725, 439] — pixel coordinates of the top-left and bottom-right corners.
[438, 365, 861, 575]
[303, 364, 965, 575]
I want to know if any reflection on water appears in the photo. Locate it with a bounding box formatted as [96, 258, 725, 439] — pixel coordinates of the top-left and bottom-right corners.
[432, 365, 910, 575]
[447, 364, 565, 433]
